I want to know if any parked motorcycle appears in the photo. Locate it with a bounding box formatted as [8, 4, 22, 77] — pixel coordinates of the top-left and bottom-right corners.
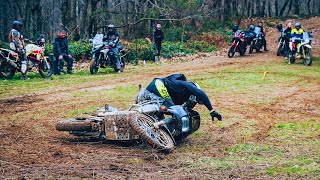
[288, 32, 313, 66]
[56, 91, 201, 152]
[276, 30, 286, 56]
[249, 27, 265, 53]
[0, 41, 53, 79]
[89, 34, 126, 74]
[228, 30, 249, 58]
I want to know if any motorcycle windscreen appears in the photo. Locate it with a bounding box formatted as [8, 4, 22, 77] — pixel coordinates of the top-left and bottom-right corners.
[302, 32, 311, 43]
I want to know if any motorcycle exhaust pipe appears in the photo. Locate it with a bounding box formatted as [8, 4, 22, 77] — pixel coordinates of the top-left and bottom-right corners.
[6, 58, 18, 69]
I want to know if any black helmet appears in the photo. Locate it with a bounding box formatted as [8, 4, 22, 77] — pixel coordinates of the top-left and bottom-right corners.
[232, 25, 238, 32]
[276, 24, 283, 31]
[13, 20, 23, 32]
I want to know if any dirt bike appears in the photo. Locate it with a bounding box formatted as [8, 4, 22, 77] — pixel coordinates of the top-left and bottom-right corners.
[228, 30, 249, 58]
[55, 93, 201, 152]
[89, 42, 126, 74]
[288, 32, 313, 66]
[0, 42, 53, 79]
[276, 30, 286, 56]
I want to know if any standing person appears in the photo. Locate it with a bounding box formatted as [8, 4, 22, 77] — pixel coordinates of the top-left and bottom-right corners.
[257, 22, 268, 51]
[283, 22, 292, 59]
[8, 20, 28, 79]
[103, 24, 121, 73]
[153, 23, 164, 62]
[53, 30, 73, 75]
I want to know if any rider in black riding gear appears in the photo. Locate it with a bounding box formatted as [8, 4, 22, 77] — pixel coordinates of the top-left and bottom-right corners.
[257, 22, 268, 51]
[103, 24, 121, 73]
[139, 74, 222, 122]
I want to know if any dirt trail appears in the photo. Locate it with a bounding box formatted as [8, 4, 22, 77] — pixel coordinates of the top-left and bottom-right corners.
[0, 17, 319, 179]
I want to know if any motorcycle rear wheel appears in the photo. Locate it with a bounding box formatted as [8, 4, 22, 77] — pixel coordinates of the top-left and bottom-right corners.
[0, 61, 16, 79]
[303, 49, 312, 66]
[39, 57, 53, 78]
[89, 59, 99, 74]
[56, 118, 93, 132]
[228, 46, 235, 58]
[130, 113, 174, 152]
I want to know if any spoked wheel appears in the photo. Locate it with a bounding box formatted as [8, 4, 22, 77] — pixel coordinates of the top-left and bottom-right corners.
[119, 57, 125, 72]
[303, 48, 312, 66]
[276, 46, 282, 56]
[89, 59, 99, 74]
[0, 60, 16, 79]
[289, 51, 295, 64]
[130, 113, 174, 152]
[228, 45, 235, 58]
[39, 57, 53, 78]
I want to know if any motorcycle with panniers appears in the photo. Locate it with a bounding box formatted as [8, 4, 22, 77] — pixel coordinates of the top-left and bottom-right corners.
[89, 35, 126, 74]
[0, 40, 53, 79]
[55, 89, 202, 152]
[288, 32, 313, 66]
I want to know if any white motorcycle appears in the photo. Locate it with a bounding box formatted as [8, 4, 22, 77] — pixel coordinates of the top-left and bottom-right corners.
[288, 32, 313, 66]
[89, 34, 126, 74]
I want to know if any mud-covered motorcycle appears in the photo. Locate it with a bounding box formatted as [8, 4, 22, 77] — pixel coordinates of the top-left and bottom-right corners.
[89, 42, 126, 74]
[288, 32, 313, 66]
[0, 41, 53, 79]
[56, 91, 201, 152]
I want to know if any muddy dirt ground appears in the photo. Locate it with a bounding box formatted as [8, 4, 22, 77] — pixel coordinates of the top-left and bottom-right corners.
[1, 17, 320, 179]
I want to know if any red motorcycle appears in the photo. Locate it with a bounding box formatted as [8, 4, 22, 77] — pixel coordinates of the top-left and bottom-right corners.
[228, 30, 249, 58]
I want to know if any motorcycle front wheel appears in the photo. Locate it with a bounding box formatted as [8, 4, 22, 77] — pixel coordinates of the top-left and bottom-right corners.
[130, 113, 174, 152]
[228, 45, 235, 58]
[39, 57, 53, 78]
[276, 45, 282, 56]
[89, 58, 99, 74]
[0, 60, 16, 79]
[303, 48, 312, 66]
[288, 51, 295, 64]
[116, 57, 125, 72]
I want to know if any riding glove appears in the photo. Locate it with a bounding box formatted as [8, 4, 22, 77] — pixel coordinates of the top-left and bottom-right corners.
[210, 110, 222, 121]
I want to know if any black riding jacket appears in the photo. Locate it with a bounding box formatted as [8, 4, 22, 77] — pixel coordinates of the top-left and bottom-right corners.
[154, 29, 164, 44]
[54, 36, 69, 56]
[146, 78, 213, 111]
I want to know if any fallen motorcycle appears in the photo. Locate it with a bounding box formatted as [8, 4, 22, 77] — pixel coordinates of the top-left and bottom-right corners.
[56, 91, 201, 152]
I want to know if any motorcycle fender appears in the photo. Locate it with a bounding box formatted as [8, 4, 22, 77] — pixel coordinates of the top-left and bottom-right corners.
[162, 125, 176, 145]
[304, 44, 312, 49]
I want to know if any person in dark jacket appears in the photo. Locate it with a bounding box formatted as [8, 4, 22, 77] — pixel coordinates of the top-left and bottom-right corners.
[53, 30, 73, 75]
[257, 22, 268, 51]
[103, 24, 121, 72]
[283, 22, 292, 59]
[139, 74, 222, 122]
[153, 23, 164, 62]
